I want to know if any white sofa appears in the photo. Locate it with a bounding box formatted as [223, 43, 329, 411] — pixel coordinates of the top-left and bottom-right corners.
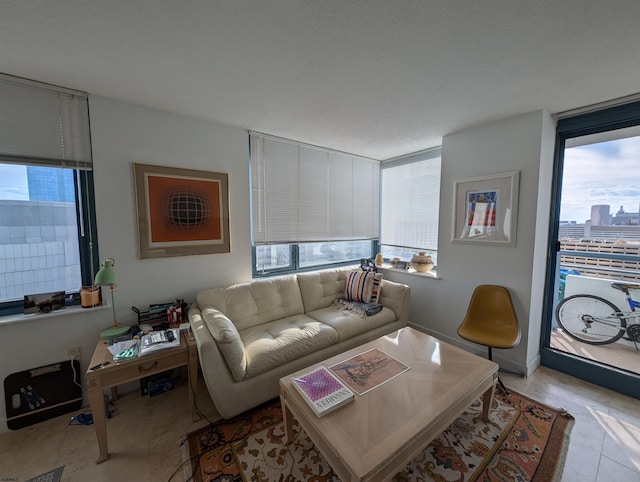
[188, 267, 410, 418]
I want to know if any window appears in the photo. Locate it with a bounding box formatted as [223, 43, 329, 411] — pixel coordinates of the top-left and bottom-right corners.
[0, 75, 97, 315]
[250, 133, 379, 275]
[380, 148, 441, 266]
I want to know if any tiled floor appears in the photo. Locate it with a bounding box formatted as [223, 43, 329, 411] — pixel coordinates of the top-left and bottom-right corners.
[501, 368, 640, 482]
[0, 366, 639, 482]
[550, 326, 640, 376]
[0, 374, 219, 482]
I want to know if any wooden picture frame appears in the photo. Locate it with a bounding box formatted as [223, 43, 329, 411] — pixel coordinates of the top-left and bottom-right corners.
[133, 163, 230, 258]
[452, 171, 519, 246]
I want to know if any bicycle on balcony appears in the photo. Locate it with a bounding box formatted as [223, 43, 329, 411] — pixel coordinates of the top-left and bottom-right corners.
[555, 282, 640, 349]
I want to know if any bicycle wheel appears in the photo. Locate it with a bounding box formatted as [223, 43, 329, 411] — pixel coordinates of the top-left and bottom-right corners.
[556, 294, 627, 345]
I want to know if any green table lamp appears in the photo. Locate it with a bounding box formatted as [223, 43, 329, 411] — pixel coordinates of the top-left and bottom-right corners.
[95, 258, 129, 342]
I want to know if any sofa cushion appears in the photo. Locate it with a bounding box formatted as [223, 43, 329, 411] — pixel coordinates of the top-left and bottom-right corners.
[306, 305, 397, 342]
[240, 315, 339, 379]
[196, 275, 305, 331]
[201, 307, 247, 382]
[297, 268, 352, 312]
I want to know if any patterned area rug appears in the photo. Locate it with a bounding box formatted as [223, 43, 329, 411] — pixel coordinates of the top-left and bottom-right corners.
[184, 387, 573, 481]
[24, 466, 64, 482]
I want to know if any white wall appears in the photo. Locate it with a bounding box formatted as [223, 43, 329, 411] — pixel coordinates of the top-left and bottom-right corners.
[0, 97, 252, 432]
[394, 110, 555, 375]
[89, 96, 252, 303]
[528, 112, 557, 372]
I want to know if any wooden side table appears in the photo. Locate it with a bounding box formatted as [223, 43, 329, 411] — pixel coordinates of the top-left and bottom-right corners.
[86, 331, 199, 463]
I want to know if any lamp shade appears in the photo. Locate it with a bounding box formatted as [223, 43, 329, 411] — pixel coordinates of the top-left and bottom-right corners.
[94, 258, 116, 285]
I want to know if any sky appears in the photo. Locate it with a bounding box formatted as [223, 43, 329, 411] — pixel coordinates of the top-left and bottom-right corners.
[0, 164, 28, 200]
[560, 136, 640, 224]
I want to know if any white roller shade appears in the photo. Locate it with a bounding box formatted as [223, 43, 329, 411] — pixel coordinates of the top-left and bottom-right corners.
[0, 74, 92, 169]
[299, 146, 328, 240]
[381, 148, 441, 251]
[250, 132, 380, 245]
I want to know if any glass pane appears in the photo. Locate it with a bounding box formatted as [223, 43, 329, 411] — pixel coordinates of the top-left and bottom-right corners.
[0, 164, 81, 303]
[254, 245, 292, 273]
[551, 133, 640, 377]
[299, 241, 372, 268]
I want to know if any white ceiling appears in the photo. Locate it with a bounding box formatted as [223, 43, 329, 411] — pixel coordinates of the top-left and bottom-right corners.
[2, 1, 640, 160]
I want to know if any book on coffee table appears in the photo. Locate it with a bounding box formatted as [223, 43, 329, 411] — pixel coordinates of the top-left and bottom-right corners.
[330, 347, 410, 396]
[292, 366, 354, 417]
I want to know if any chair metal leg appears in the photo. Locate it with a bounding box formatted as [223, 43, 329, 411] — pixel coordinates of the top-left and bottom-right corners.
[497, 376, 511, 396]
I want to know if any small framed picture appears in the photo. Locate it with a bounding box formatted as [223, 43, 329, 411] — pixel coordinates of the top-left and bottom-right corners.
[452, 171, 519, 246]
[24, 291, 66, 314]
[395, 260, 410, 270]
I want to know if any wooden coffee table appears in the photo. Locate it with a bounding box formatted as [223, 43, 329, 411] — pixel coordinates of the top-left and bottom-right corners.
[279, 326, 498, 482]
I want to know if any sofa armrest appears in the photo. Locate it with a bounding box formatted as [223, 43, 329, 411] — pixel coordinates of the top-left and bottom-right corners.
[189, 305, 226, 374]
[189, 305, 248, 381]
[189, 307, 243, 418]
[379, 279, 411, 323]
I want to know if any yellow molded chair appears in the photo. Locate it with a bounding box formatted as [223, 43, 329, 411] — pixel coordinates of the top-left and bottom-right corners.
[457, 285, 521, 395]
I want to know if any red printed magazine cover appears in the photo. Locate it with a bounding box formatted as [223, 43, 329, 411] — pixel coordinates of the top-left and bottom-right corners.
[292, 366, 354, 417]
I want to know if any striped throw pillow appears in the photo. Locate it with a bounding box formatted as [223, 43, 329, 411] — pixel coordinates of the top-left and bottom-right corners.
[344, 270, 377, 303]
[370, 273, 383, 303]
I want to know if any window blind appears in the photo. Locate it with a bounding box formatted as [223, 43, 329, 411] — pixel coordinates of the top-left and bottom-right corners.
[250, 132, 380, 245]
[0, 74, 92, 170]
[380, 147, 441, 252]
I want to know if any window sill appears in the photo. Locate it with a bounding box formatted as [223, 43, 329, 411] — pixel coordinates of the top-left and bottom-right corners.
[0, 304, 110, 326]
[377, 265, 439, 279]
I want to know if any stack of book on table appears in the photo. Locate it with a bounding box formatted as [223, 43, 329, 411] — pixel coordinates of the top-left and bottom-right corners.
[292, 366, 354, 417]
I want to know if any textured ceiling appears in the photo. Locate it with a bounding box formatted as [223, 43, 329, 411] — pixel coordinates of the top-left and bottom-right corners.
[2, 1, 640, 160]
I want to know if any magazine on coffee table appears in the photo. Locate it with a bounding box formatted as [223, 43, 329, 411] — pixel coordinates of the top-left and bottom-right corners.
[292, 366, 354, 417]
[329, 348, 410, 396]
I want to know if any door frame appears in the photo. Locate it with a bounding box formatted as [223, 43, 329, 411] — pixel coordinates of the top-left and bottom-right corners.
[541, 100, 640, 400]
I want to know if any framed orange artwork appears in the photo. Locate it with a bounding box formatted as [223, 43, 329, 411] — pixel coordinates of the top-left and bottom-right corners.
[133, 163, 230, 258]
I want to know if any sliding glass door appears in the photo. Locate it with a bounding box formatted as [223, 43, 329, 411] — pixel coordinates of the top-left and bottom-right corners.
[541, 101, 640, 399]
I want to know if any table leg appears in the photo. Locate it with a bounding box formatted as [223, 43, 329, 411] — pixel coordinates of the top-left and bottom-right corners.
[187, 342, 200, 422]
[481, 379, 496, 422]
[280, 394, 294, 445]
[87, 384, 109, 463]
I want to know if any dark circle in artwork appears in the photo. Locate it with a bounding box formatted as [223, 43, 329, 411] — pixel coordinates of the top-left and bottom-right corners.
[164, 190, 211, 230]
